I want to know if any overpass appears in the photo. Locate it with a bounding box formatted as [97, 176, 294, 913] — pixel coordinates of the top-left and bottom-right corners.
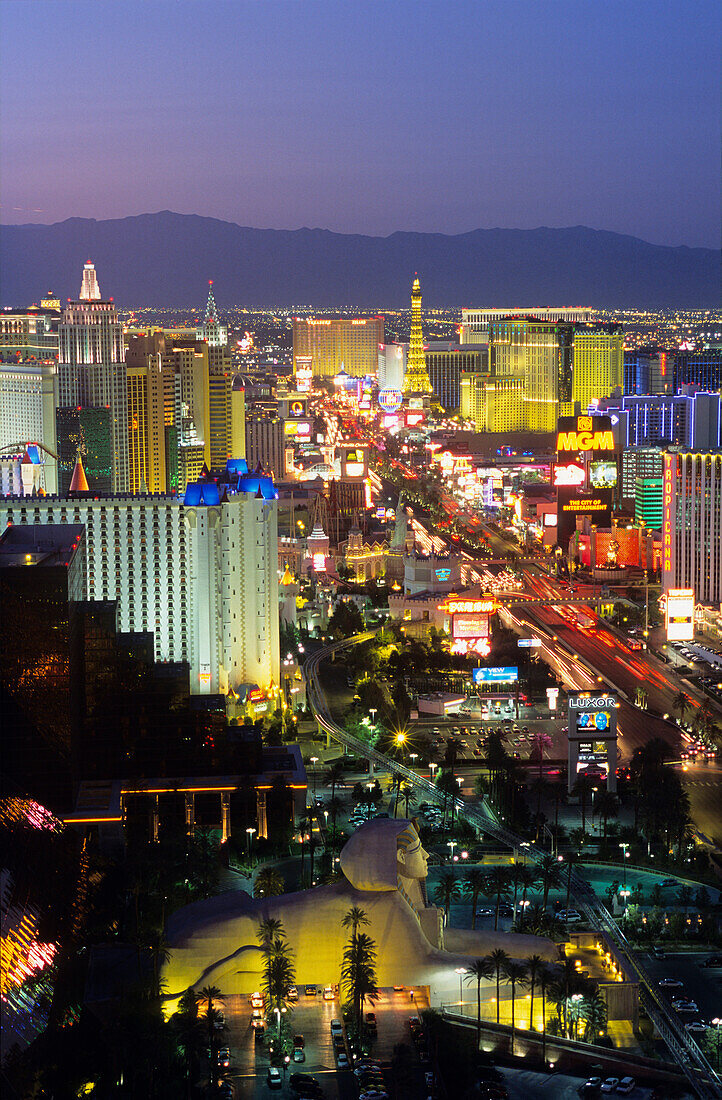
[303, 634, 722, 1099]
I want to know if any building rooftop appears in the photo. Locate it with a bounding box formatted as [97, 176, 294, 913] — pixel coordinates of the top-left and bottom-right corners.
[0, 524, 84, 569]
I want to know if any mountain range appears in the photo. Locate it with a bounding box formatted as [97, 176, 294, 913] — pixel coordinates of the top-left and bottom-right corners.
[1, 212, 719, 309]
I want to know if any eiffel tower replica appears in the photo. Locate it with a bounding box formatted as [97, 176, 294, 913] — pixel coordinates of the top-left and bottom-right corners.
[402, 274, 433, 397]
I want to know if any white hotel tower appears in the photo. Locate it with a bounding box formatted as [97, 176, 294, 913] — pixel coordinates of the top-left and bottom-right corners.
[58, 262, 129, 492]
[1, 462, 281, 695]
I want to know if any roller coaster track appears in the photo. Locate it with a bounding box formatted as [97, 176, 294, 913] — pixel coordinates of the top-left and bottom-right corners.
[304, 634, 722, 1099]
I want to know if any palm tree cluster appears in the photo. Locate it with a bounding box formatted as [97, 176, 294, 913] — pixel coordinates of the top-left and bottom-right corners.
[463, 950, 606, 1055]
[630, 738, 691, 857]
[257, 917, 296, 1013]
[340, 906, 379, 1032]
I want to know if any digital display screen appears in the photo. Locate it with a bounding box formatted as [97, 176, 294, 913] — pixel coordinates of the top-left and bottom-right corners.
[589, 460, 618, 488]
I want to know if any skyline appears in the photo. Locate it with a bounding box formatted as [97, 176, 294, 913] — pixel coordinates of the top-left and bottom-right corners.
[1, 0, 720, 249]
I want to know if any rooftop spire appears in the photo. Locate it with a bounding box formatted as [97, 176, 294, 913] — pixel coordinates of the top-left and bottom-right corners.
[69, 450, 90, 493]
[206, 280, 218, 322]
[79, 261, 101, 301]
[403, 273, 432, 396]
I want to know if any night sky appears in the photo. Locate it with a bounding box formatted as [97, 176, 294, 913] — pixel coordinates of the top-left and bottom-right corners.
[1, 0, 719, 247]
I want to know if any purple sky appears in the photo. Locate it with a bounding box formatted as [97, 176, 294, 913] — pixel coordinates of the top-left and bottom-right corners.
[1, 0, 720, 247]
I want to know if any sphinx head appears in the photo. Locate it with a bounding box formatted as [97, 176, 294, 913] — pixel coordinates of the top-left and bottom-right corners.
[339, 818, 427, 892]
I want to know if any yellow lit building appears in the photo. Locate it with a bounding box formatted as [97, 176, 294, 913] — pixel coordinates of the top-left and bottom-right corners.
[293, 315, 384, 379]
[571, 324, 624, 411]
[461, 370, 525, 432]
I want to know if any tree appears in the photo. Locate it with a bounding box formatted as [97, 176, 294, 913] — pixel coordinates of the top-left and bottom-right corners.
[257, 919, 296, 1013]
[254, 866, 285, 898]
[464, 868, 486, 930]
[433, 871, 461, 924]
[538, 852, 558, 910]
[676, 885, 693, 913]
[488, 948, 510, 1025]
[571, 773, 596, 838]
[524, 955, 545, 1032]
[672, 691, 691, 725]
[341, 931, 379, 1029]
[464, 958, 494, 1050]
[593, 791, 619, 840]
[341, 906, 369, 938]
[436, 769, 461, 828]
[328, 600, 364, 639]
[581, 990, 607, 1043]
[504, 960, 527, 1053]
[517, 866, 540, 929]
[485, 867, 511, 931]
[323, 761, 346, 845]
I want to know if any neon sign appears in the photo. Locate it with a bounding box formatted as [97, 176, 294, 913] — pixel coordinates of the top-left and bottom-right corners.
[440, 598, 496, 614]
[553, 463, 585, 487]
[557, 429, 614, 452]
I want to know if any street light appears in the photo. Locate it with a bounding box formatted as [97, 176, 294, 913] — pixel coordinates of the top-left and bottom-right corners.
[246, 826, 256, 859]
[310, 756, 318, 799]
[448, 840, 457, 861]
[369, 708, 377, 725]
[619, 842, 630, 906]
[455, 966, 467, 1010]
[410, 752, 418, 767]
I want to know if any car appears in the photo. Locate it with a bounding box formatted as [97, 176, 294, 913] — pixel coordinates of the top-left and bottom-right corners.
[289, 1073, 322, 1096]
[358, 1074, 385, 1089]
[393, 984, 404, 991]
[358, 1092, 387, 1100]
[254, 1024, 265, 1043]
[287, 985, 299, 1000]
[304, 984, 317, 996]
[216, 1047, 230, 1068]
[685, 1021, 708, 1034]
[476, 907, 494, 917]
[580, 1078, 603, 1094]
[365, 1011, 377, 1030]
[293, 1047, 305, 1062]
[250, 990, 264, 1008]
[293, 1034, 305, 1049]
[560, 913, 583, 924]
[323, 985, 335, 1000]
[409, 1015, 421, 1028]
[330, 1019, 343, 1035]
[600, 1080, 619, 1094]
[425, 1071, 434, 1088]
[337, 1052, 350, 1069]
[651, 946, 665, 958]
[213, 1010, 226, 1029]
[703, 955, 722, 967]
[658, 977, 684, 988]
[333, 1033, 345, 1050]
[672, 999, 698, 1013]
[267, 1067, 283, 1090]
[616, 1079, 636, 1095]
[658, 878, 677, 887]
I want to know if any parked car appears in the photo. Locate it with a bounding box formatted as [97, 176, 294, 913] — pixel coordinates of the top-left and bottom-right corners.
[289, 1073, 322, 1096]
[287, 985, 299, 1000]
[337, 1052, 350, 1069]
[600, 1080, 619, 1094]
[672, 999, 699, 1013]
[579, 1077, 603, 1095]
[304, 985, 317, 996]
[685, 1021, 708, 1034]
[330, 1020, 343, 1036]
[250, 991, 264, 1008]
[216, 1047, 230, 1068]
[293, 1047, 305, 1062]
[616, 1079, 636, 1095]
[293, 1034, 305, 1049]
[365, 1012, 377, 1031]
[267, 1067, 283, 1090]
[703, 955, 722, 967]
[658, 977, 684, 988]
[323, 985, 335, 1000]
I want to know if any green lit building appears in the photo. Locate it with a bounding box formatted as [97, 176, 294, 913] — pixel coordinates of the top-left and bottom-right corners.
[634, 477, 663, 530]
[56, 406, 113, 496]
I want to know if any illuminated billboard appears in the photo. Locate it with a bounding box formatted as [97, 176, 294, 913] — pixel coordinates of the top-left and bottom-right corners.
[472, 666, 518, 684]
[665, 588, 694, 641]
[556, 414, 615, 460]
[557, 487, 612, 547]
[453, 613, 489, 640]
[589, 460, 618, 489]
[567, 692, 618, 792]
[553, 462, 586, 487]
[405, 411, 424, 427]
[284, 420, 312, 437]
[382, 413, 400, 429]
[378, 388, 403, 412]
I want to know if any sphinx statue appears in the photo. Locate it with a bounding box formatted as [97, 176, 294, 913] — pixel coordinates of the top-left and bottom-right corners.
[162, 819, 559, 1007]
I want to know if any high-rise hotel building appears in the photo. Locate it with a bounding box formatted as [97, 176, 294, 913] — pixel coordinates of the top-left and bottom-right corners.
[293, 316, 384, 379]
[488, 317, 574, 432]
[662, 450, 722, 606]
[58, 263, 129, 492]
[0, 361, 59, 491]
[571, 323, 623, 411]
[460, 306, 591, 344]
[1, 464, 280, 694]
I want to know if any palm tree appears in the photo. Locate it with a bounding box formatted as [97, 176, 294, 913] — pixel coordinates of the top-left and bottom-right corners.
[433, 871, 461, 924]
[341, 930, 379, 1028]
[571, 773, 595, 837]
[486, 867, 511, 931]
[503, 960, 527, 1054]
[538, 962, 552, 1063]
[524, 955, 545, 1032]
[538, 852, 558, 910]
[198, 984, 222, 1078]
[464, 958, 494, 1049]
[323, 761, 346, 843]
[581, 990, 608, 1043]
[341, 906, 369, 938]
[400, 780, 415, 818]
[672, 690, 691, 726]
[256, 917, 284, 947]
[517, 866, 540, 929]
[488, 948, 510, 1025]
[254, 866, 285, 898]
[593, 791, 619, 840]
[464, 867, 486, 930]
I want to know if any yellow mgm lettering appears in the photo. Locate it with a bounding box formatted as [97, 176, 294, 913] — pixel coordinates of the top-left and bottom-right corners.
[557, 430, 615, 451]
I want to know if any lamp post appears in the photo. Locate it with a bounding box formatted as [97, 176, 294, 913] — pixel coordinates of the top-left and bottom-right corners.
[455, 967, 467, 1012]
[410, 752, 418, 769]
[369, 708, 377, 725]
[429, 761, 438, 781]
[619, 842, 630, 908]
[448, 840, 457, 862]
[246, 826, 256, 860]
[712, 1018, 721, 1070]
[310, 756, 318, 800]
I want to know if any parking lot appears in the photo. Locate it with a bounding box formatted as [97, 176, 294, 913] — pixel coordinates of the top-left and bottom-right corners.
[642, 950, 722, 1031]
[217, 986, 429, 1098]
